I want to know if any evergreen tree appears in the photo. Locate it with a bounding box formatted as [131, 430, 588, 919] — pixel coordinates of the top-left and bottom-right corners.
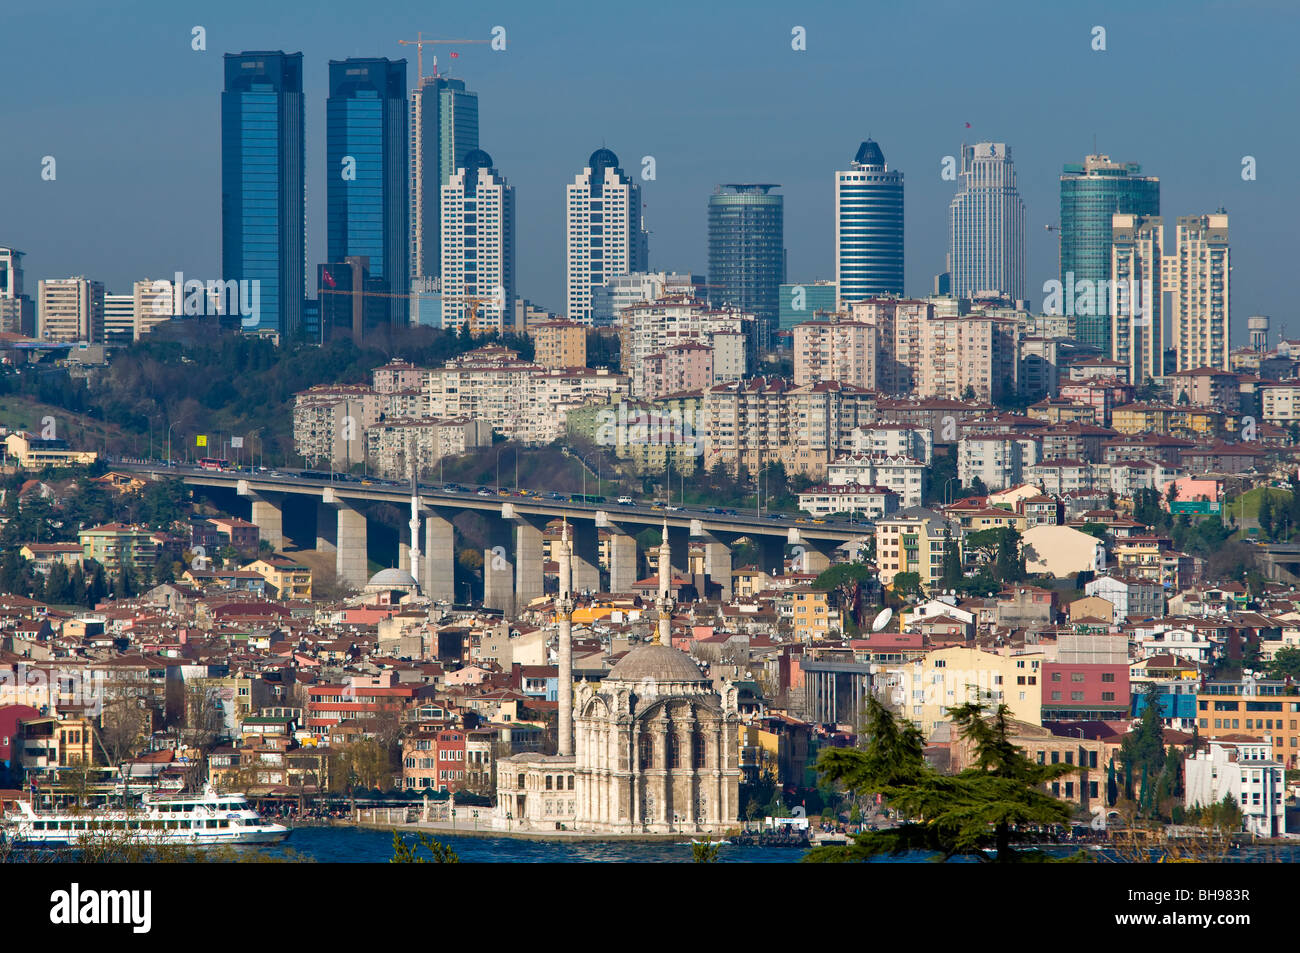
[806, 698, 1078, 863]
[940, 530, 962, 588]
[44, 562, 71, 604]
[994, 528, 1026, 583]
[1119, 688, 1167, 817]
[1258, 491, 1274, 541]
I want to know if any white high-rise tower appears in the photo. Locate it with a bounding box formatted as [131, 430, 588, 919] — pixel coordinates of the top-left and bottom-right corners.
[948, 142, 1025, 301]
[565, 148, 647, 324]
[1169, 212, 1230, 372]
[440, 149, 516, 334]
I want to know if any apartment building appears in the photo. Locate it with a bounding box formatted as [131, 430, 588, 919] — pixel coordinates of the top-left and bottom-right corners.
[792, 319, 876, 389]
[827, 452, 925, 508]
[619, 295, 750, 397]
[957, 434, 1040, 491]
[79, 523, 159, 572]
[641, 342, 714, 402]
[292, 385, 382, 469]
[873, 507, 957, 589]
[529, 320, 588, 369]
[918, 314, 1021, 402]
[850, 424, 933, 465]
[366, 416, 493, 479]
[38, 277, 104, 343]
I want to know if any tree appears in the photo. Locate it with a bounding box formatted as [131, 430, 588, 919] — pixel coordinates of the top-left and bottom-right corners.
[1258, 491, 1274, 541]
[805, 697, 1078, 863]
[1118, 688, 1167, 818]
[940, 530, 962, 588]
[390, 830, 460, 863]
[812, 562, 874, 628]
[969, 476, 988, 498]
[994, 528, 1026, 583]
[691, 839, 721, 863]
[891, 572, 922, 597]
[1267, 646, 1300, 681]
[337, 738, 390, 791]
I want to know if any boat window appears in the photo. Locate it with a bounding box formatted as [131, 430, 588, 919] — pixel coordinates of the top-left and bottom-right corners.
[34, 821, 45, 831]
[129, 821, 140, 830]
[219, 820, 230, 828]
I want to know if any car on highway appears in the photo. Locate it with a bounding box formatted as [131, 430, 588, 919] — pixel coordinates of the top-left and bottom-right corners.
[547, 492, 565, 501]
[477, 488, 492, 497]
[617, 496, 634, 505]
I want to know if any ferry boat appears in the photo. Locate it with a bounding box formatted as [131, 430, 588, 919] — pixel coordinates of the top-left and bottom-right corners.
[2, 786, 289, 847]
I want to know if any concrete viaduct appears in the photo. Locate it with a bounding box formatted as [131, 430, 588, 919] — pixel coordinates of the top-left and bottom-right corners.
[121, 464, 870, 616]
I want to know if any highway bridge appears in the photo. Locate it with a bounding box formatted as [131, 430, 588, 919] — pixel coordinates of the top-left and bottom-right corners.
[117, 462, 872, 615]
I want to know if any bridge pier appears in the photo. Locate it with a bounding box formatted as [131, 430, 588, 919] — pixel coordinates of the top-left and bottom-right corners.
[423, 511, 456, 604]
[323, 490, 368, 590]
[513, 515, 547, 611]
[315, 502, 337, 552]
[757, 537, 786, 576]
[571, 522, 600, 595]
[483, 516, 515, 616]
[703, 537, 733, 602]
[238, 482, 283, 551]
[606, 527, 637, 594]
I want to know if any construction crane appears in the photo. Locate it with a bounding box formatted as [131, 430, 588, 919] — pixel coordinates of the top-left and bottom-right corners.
[398, 31, 490, 84]
[319, 286, 503, 335]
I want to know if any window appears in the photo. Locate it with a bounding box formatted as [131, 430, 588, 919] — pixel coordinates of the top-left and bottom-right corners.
[1101, 673, 1115, 683]
[638, 734, 653, 770]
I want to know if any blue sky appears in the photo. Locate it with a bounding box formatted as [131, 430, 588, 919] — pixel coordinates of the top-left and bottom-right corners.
[2, 0, 1295, 339]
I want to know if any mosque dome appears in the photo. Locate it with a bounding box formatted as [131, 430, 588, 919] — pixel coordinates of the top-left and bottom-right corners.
[608, 644, 708, 683]
[367, 568, 417, 589]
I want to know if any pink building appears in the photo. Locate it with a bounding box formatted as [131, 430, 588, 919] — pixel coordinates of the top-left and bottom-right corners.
[641, 342, 713, 401]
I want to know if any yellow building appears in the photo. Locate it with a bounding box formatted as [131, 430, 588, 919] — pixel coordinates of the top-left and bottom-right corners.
[903, 646, 1045, 738]
[243, 555, 312, 600]
[789, 585, 833, 640]
[1111, 403, 1222, 438]
[4, 431, 98, 469]
[529, 320, 587, 370]
[874, 510, 959, 589]
[1112, 535, 1169, 579]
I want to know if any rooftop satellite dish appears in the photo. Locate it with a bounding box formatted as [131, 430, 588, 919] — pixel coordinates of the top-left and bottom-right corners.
[871, 607, 893, 632]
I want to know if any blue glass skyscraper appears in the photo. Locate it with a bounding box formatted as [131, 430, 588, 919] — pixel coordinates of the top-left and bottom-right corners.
[327, 58, 409, 330]
[221, 51, 305, 339]
[835, 140, 904, 304]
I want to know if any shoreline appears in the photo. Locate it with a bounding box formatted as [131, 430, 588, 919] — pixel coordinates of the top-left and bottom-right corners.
[294, 818, 780, 844]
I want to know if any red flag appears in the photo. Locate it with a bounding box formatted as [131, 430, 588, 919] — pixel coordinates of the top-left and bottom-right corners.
[964, 122, 971, 128]
[450, 51, 459, 58]
[323, 269, 336, 289]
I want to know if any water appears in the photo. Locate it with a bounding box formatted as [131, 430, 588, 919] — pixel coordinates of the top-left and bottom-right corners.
[265, 826, 810, 863]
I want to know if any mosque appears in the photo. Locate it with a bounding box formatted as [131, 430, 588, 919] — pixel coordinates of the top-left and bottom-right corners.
[494, 522, 741, 833]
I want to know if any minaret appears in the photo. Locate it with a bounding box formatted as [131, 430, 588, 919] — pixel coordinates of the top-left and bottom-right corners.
[556, 519, 574, 757]
[408, 470, 421, 595]
[655, 520, 675, 646]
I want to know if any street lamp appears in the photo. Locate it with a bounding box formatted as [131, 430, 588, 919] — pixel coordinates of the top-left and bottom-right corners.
[166, 422, 178, 467]
[944, 477, 959, 506]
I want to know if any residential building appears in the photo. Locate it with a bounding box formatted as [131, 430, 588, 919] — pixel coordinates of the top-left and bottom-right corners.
[1169, 213, 1230, 372]
[441, 150, 515, 333]
[38, 277, 104, 343]
[957, 434, 1040, 491]
[797, 483, 899, 520]
[529, 320, 587, 369]
[367, 416, 492, 479]
[79, 523, 159, 572]
[0, 246, 35, 337]
[827, 452, 925, 508]
[902, 646, 1043, 738]
[567, 149, 648, 324]
[792, 319, 876, 389]
[873, 508, 956, 589]
[3, 432, 97, 469]
[619, 295, 749, 397]
[409, 74, 478, 283]
[850, 424, 933, 466]
[1184, 739, 1286, 837]
[292, 385, 382, 468]
[1109, 213, 1163, 385]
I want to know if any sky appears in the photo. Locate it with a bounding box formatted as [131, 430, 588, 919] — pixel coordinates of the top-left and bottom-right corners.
[2, 0, 1297, 341]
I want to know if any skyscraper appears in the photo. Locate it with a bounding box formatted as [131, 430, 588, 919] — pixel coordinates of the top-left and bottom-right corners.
[566, 148, 647, 324]
[410, 75, 478, 284]
[327, 58, 409, 329]
[441, 150, 515, 333]
[707, 184, 784, 339]
[1110, 214, 1163, 385]
[1059, 154, 1159, 353]
[221, 51, 305, 340]
[1169, 212, 1230, 372]
[835, 140, 904, 304]
[949, 142, 1025, 301]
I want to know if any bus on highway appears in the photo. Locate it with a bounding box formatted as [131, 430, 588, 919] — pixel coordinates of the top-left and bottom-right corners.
[569, 494, 607, 504]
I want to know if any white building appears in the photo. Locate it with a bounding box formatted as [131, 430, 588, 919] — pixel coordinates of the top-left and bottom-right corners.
[792, 320, 876, 390]
[565, 149, 648, 324]
[957, 434, 1040, 491]
[948, 142, 1025, 301]
[797, 483, 899, 519]
[1184, 739, 1286, 839]
[619, 296, 749, 397]
[1110, 213, 1163, 385]
[1169, 213, 1230, 373]
[1084, 575, 1165, 621]
[827, 453, 925, 508]
[440, 150, 515, 334]
[593, 272, 704, 326]
[851, 424, 933, 466]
